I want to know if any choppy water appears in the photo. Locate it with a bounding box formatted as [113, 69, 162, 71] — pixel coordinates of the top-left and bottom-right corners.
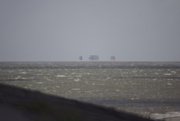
[0, 62, 180, 115]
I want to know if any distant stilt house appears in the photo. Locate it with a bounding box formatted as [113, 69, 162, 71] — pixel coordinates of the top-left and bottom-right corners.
[89, 55, 99, 61]
[79, 56, 83, 61]
[110, 56, 116, 61]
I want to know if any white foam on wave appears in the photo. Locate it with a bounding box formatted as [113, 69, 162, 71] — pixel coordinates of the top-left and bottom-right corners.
[56, 75, 66, 78]
[164, 73, 172, 76]
[14, 76, 21, 80]
[20, 71, 27, 74]
[74, 78, 80, 82]
[71, 88, 80, 91]
[36, 82, 43, 84]
[167, 82, 173, 86]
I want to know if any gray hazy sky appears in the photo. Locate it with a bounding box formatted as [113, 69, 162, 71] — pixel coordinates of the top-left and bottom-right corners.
[0, 0, 180, 61]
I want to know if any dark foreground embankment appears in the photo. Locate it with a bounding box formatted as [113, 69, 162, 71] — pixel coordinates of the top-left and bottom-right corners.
[0, 84, 154, 121]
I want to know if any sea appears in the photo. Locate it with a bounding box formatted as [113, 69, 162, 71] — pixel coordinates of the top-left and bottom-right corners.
[0, 61, 180, 116]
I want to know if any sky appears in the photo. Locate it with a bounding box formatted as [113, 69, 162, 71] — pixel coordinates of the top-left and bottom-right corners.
[0, 0, 180, 61]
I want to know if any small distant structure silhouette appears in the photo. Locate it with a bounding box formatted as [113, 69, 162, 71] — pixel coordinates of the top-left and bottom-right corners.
[79, 56, 83, 61]
[110, 56, 116, 61]
[89, 55, 99, 61]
